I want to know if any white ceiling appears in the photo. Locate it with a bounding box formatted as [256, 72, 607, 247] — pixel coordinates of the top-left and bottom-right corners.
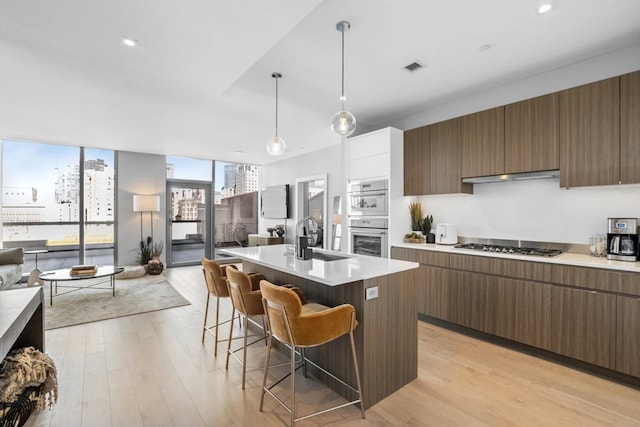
[1, 0, 639, 165]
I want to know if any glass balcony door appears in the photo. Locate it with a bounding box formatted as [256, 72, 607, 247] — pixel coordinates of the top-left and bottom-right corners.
[166, 181, 211, 267]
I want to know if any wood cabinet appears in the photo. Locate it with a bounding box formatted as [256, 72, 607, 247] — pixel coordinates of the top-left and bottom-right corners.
[248, 234, 284, 246]
[504, 93, 559, 173]
[403, 118, 472, 196]
[392, 246, 640, 378]
[617, 295, 640, 377]
[551, 286, 616, 369]
[460, 107, 504, 178]
[620, 70, 640, 184]
[403, 127, 429, 196]
[559, 77, 620, 188]
[430, 118, 473, 194]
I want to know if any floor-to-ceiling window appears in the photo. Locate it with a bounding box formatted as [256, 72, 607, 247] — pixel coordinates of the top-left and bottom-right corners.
[213, 161, 259, 258]
[166, 157, 260, 263]
[1, 140, 115, 272]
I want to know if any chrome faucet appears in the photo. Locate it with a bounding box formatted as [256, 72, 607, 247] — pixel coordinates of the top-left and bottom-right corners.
[295, 215, 318, 260]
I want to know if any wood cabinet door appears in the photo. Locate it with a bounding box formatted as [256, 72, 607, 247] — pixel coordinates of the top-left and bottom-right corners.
[460, 107, 505, 178]
[551, 287, 616, 369]
[403, 127, 429, 196]
[419, 265, 451, 321]
[449, 270, 487, 331]
[559, 77, 620, 188]
[616, 295, 640, 377]
[505, 93, 559, 173]
[429, 117, 472, 194]
[620, 70, 640, 184]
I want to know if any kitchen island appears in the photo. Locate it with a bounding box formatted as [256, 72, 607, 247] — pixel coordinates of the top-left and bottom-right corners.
[221, 244, 419, 409]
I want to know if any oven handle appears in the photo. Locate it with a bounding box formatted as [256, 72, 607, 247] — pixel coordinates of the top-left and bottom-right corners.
[348, 190, 388, 197]
[348, 228, 387, 235]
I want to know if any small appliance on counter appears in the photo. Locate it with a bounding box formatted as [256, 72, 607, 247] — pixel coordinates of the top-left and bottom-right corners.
[435, 223, 458, 245]
[607, 218, 639, 262]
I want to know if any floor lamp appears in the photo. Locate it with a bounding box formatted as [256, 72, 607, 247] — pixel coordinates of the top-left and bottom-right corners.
[133, 194, 161, 243]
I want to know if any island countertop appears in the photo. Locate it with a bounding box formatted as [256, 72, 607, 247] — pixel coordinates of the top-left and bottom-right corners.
[221, 244, 418, 286]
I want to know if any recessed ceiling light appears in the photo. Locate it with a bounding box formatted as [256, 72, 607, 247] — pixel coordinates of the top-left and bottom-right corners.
[537, 3, 553, 14]
[234, 150, 244, 155]
[120, 37, 137, 47]
[479, 44, 492, 52]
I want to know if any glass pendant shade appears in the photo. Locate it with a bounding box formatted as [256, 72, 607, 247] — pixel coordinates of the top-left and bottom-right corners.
[266, 136, 286, 156]
[267, 72, 286, 156]
[330, 109, 356, 136]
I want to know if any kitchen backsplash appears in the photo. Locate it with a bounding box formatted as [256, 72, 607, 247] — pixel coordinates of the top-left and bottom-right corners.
[409, 178, 640, 246]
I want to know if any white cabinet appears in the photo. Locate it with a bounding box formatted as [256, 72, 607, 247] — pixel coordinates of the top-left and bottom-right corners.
[347, 127, 397, 181]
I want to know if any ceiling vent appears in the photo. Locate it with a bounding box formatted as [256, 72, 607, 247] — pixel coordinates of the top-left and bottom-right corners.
[404, 61, 423, 72]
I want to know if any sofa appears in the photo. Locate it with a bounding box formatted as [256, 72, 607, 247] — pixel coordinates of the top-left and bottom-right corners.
[0, 248, 24, 291]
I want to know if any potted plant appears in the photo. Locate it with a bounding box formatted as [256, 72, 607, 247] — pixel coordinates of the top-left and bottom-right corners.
[274, 224, 285, 237]
[422, 215, 436, 243]
[136, 236, 164, 274]
[408, 202, 423, 232]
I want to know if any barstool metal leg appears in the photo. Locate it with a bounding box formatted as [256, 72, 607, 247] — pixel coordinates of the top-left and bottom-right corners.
[202, 292, 211, 343]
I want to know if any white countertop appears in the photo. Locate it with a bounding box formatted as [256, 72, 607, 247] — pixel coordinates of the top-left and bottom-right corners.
[392, 242, 640, 273]
[221, 244, 418, 286]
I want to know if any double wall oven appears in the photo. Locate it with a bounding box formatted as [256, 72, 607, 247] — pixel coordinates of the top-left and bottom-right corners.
[347, 179, 389, 258]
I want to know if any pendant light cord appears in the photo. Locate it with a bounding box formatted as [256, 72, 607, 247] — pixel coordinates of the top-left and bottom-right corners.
[275, 76, 279, 137]
[341, 26, 345, 108]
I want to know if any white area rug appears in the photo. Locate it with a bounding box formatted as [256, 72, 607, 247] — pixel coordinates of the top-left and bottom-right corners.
[44, 273, 190, 330]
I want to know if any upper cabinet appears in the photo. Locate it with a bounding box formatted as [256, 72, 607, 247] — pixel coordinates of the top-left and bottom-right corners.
[430, 118, 472, 194]
[559, 77, 620, 188]
[460, 107, 504, 178]
[504, 93, 559, 173]
[403, 118, 472, 196]
[348, 128, 392, 181]
[403, 127, 429, 196]
[620, 70, 640, 185]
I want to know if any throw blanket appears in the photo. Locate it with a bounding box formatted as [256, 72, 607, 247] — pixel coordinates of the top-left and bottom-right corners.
[0, 347, 58, 410]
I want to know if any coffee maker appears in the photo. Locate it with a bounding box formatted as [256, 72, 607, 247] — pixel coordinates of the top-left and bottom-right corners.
[607, 218, 639, 262]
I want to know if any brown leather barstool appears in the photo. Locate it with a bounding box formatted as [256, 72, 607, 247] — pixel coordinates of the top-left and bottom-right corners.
[259, 279, 365, 426]
[201, 257, 241, 357]
[224, 267, 268, 389]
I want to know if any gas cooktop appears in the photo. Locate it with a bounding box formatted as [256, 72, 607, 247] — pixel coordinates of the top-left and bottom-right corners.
[453, 243, 562, 257]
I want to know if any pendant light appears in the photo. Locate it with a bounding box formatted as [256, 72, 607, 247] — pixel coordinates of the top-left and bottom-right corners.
[267, 72, 286, 156]
[330, 20, 356, 137]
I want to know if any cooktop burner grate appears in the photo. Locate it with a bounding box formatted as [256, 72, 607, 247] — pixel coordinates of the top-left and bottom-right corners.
[453, 243, 562, 257]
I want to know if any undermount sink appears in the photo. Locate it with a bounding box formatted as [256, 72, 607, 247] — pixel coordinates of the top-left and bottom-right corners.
[311, 251, 352, 262]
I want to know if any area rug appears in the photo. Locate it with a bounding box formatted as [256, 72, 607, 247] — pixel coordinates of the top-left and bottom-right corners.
[44, 274, 191, 330]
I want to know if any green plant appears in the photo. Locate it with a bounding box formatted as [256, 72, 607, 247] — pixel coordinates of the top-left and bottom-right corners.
[421, 215, 433, 235]
[274, 224, 285, 237]
[136, 236, 164, 265]
[408, 202, 423, 231]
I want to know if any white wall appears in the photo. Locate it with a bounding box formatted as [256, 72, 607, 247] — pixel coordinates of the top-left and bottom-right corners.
[407, 179, 640, 245]
[116, 151, 167, 265]
[261, 144, 345, 248]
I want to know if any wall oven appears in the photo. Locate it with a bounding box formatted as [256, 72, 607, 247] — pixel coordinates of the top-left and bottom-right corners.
[348, 179, 388, 216]
[348, 218, 388, 258]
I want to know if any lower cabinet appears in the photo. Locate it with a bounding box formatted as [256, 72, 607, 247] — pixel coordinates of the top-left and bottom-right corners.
[393, 246, 639, 378]
[551, 287, 617, 369]
[617, 296, 640, 377]
[487, 278, 552, 351]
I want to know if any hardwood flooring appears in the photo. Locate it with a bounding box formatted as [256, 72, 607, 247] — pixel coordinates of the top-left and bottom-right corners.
[24, 265, 640, 427]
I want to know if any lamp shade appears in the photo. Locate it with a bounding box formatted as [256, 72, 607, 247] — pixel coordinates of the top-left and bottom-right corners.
[133, 195, 160, 212]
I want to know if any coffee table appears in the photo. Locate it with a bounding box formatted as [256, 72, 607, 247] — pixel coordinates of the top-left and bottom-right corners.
[39, 266, 125, 305]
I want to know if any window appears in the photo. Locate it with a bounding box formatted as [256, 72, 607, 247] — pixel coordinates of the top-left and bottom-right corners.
[2, 140, 115, 271]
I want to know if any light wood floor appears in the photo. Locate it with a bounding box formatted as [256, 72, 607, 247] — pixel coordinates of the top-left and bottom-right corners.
[24, 265, 640, 427]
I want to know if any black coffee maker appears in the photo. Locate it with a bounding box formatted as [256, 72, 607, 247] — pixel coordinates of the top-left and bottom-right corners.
[607, 218, 639, 262]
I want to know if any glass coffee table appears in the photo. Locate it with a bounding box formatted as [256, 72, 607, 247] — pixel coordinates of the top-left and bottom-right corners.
[39, 266, 125, 305]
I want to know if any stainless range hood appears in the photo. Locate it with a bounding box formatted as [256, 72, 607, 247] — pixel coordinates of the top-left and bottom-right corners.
[462, 170, 560, 184]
